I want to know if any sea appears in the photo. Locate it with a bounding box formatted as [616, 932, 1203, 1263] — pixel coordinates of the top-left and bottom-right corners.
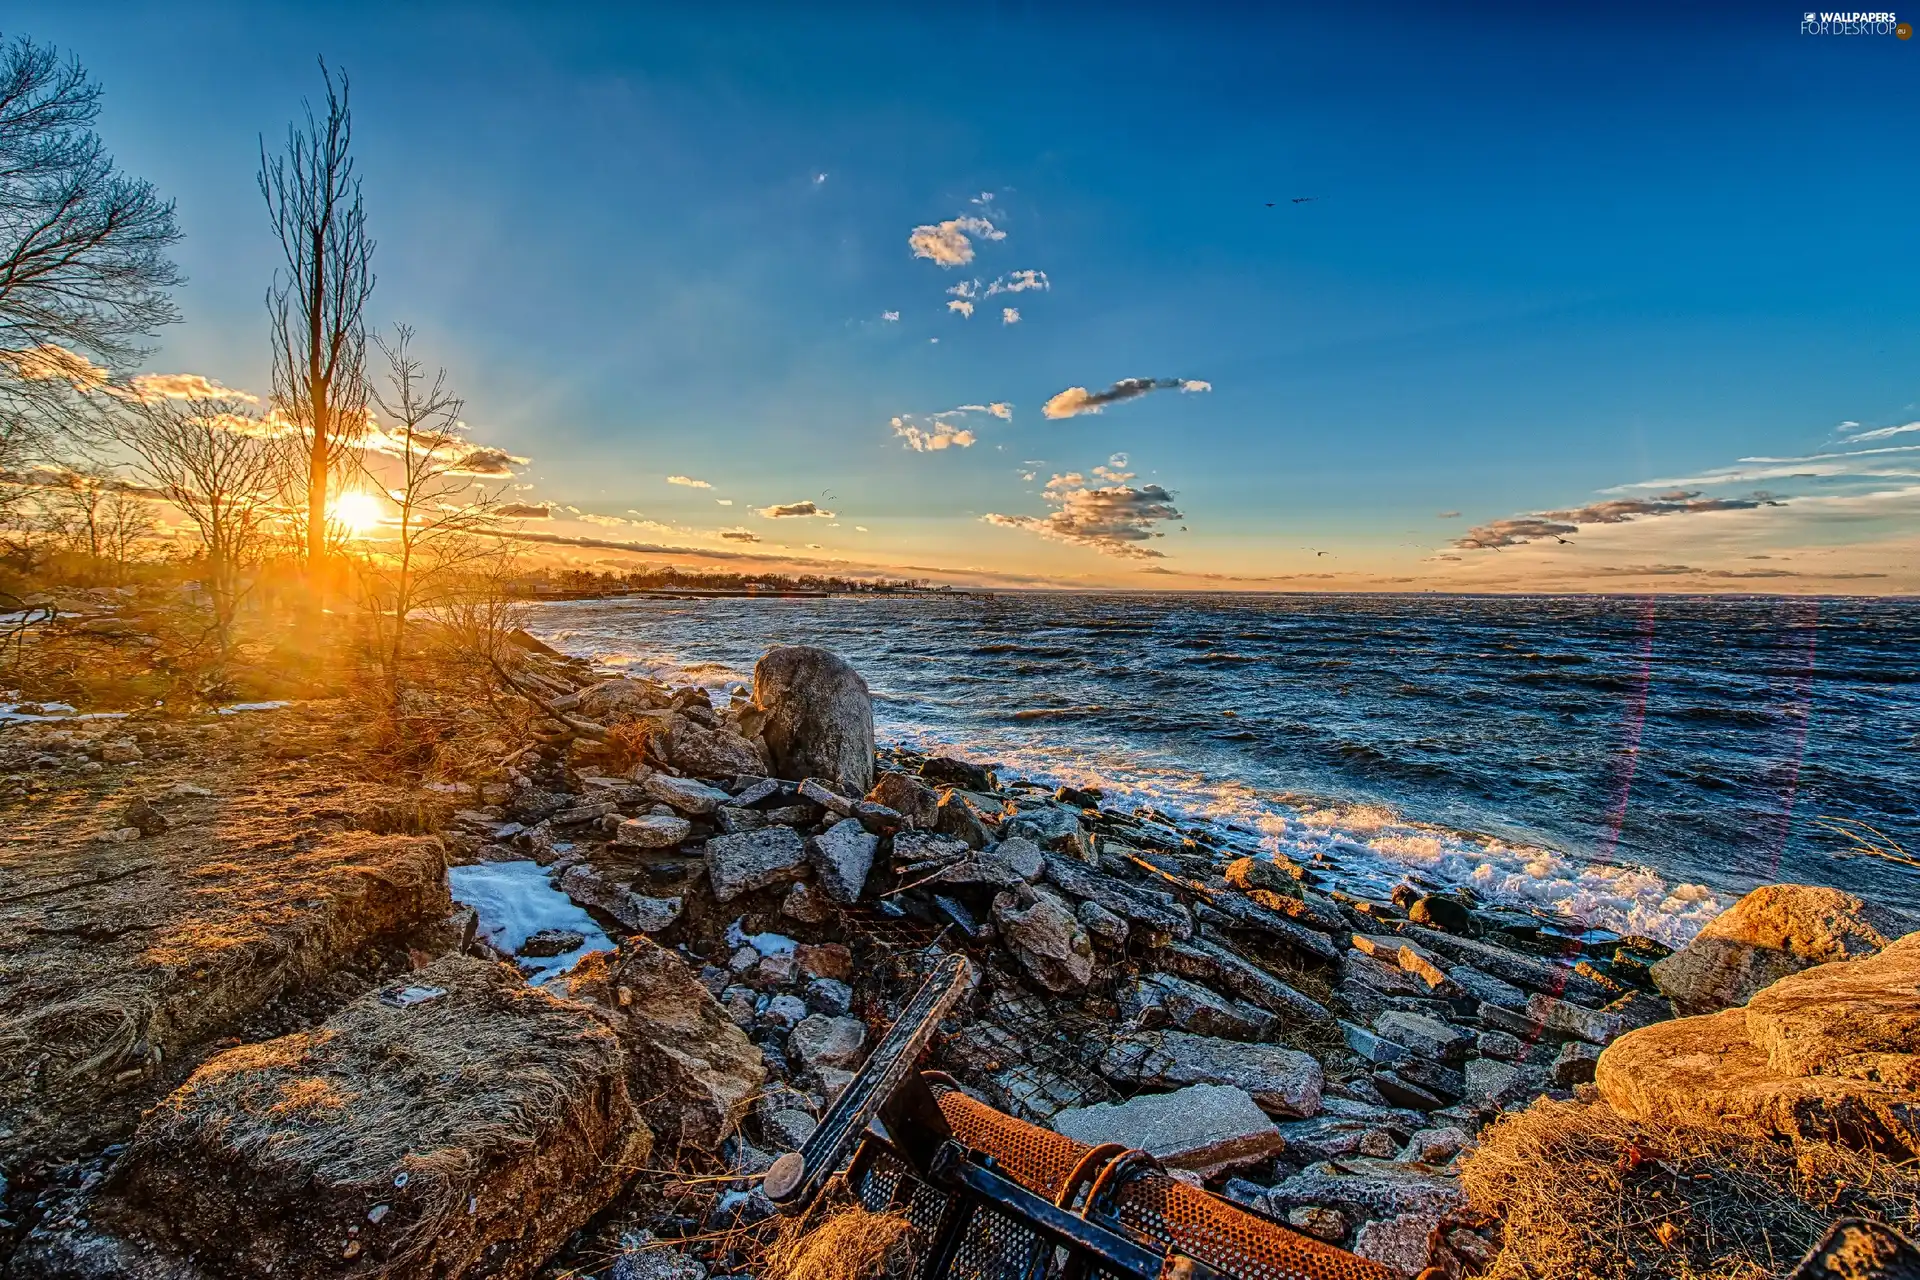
[527, 592, 1920, 948]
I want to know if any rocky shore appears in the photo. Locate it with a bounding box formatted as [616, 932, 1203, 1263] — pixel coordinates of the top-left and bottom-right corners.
[3, 639, 1915, 1280]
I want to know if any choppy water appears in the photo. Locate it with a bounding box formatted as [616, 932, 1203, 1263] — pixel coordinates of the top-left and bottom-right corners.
[529, 593, 1920, 946]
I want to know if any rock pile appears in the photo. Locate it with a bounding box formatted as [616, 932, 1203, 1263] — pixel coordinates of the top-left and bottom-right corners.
[426, 642, 1712, 1277]
[19, 639, 1902, 1280]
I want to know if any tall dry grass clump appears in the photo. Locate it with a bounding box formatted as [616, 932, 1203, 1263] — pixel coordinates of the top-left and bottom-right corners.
[763, 1202, 920, 1280]
[1460, 1097, 1920, 1280]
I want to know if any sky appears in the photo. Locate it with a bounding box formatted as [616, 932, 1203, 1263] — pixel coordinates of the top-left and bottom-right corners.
[16, 1, 1920, 591]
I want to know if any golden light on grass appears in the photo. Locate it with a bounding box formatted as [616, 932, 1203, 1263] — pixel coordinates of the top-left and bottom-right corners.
[330, 490, 387, 538]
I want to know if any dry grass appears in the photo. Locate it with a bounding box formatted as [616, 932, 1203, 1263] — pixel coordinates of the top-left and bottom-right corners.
[764, 1201, 922, 1280]
[1460, 1097, 1920, 1280]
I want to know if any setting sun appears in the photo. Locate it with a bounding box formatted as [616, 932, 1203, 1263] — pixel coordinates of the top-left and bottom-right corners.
[330, 490, 386, 538]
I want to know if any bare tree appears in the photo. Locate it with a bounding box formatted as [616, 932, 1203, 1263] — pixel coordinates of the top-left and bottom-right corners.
[259, 59, 373, 577]
[0, 33, 183, 469]
[357, 325, 508, 690]
[43, 467, 156, 573]
[117, 393, 279, 655]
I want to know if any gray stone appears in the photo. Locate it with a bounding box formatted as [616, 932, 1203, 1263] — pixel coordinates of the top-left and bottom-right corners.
[762, 1107, 818, 1151]
[1394, 1057, 1466, 1103]
[1353, 1212, 1442, 1279]
[1351, 933, 1456, 993]
[519, 928, 587, 958]
[1118, 973, 1276, 1041]
[1003, 803, 1084, 848]
[1044, 856, 1193, 939]
[1161, 937, 1331, 1024]
[1404, 926, 1612, 1006]
[1551, 1041, 1601, 1087]
[1373, 1012, 1469, 1064]
[805, 978, 853, 1016]
[643, 773, 733, 816]
[1078, 899, 1130, 948]
[704, 827, 809, 902]
[558, 865, 682, 933]
[1475, 1029, 1526, 1061]
[1464, 1057, 1537, 1107]
[1341, 1020, 1410, 1066]
[852, 801, 904, 835]
[1052, 1083, 1283, 1174]
[866, 772, 940, 827]
[1099, 1030, 1323, 1118]
[788, 1014, 867, 1072]
[1398, 1125, 1470, 1165]
[1476, 1001, 1547, 1038]
[806, 817, 878, 903]
[614, 812, 692, 849]
[754, 646, 875, 795]
[993, 886, 1095, 992]
[988, 836, 1046, 881]
[1651, 883, 1898, 1016]
[891, 830, 971, 865]
[1274, 1114, 1399, 1162]
[1343, 949, 1429, 997]
[933, 791, 993, 848]
[715, 806, 769, 834]
[1196, 896, 1344, 965]
[1448, 964, 1529, 1010]
[1266, 1157, 1464, 1222]
[1527, 993, 1626, 1045]
[798, 777, 856, 817]
[762, 994, 808, 1028]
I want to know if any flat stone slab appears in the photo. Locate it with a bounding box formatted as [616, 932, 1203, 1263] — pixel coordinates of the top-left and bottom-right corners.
[806, 817, 878, 903]
[1119, 972, 1276, 1041]
[1161, 937, 1331, 1024]
[704, 827, 808, 902]
[1098, 1029, 1323, 1118]
[1053, 1083, 1283, 1174]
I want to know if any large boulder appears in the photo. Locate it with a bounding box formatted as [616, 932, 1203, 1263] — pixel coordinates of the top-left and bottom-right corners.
[555, 937, 766, 1154]
[18, 957, 649, 1280]
[1596, 1006, 1920, 1156]
[752, 646, 875, 795]
[1651, 884, 1899, 1015]
[1744, 932, 1920, 1087]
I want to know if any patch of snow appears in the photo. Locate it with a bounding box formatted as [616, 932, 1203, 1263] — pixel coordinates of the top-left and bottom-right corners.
[724, 918, 798, 956]
[448, 860, 613, 983]
[215, 700, 292, 715]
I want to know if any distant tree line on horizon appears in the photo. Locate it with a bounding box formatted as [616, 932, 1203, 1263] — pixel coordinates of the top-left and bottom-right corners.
[519, 566, 946, 595]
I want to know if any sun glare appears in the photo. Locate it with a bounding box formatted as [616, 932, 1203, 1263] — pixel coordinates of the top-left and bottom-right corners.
[331, 490, 386, 538]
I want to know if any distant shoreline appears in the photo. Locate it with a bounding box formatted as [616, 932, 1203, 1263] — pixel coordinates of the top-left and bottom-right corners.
[512, 586, 984, 602]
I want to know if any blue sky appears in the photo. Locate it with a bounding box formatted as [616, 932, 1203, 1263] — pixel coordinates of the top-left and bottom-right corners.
[17, 1, 1920, 589]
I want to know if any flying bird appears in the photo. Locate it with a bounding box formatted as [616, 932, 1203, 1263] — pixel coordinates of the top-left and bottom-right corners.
[1553, 536, 1573, 545]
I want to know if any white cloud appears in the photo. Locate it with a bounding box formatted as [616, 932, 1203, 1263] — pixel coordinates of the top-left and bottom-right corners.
[1002, 307, 1020, 325]
[855, 525, 869, 532]
[947, 299, 974, 318]
[814, 172, 829, 185]
[908, 216, 1004, 268]
[892, 415, 977, 452]
[666, 474, 712, 488]
[881, 311, 900, 322]
[948, 280, 978, 299]
[1846, 421, 1920, 443]
[716, 498, 734, 506]
[985, 269, 1049, 296]
[720, 528, 760, 542]
[759, 500, 835, 518]
[1042, 377, 1211, 419]
[983, 470, 1185, 559]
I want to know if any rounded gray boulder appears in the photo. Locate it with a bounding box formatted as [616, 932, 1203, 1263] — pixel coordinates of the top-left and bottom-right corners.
[752, 646, 875, 795]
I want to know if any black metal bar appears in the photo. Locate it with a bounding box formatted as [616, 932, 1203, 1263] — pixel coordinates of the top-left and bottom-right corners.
[926, 1143, 1221, 1280]
[768, 953, 973, 1212]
